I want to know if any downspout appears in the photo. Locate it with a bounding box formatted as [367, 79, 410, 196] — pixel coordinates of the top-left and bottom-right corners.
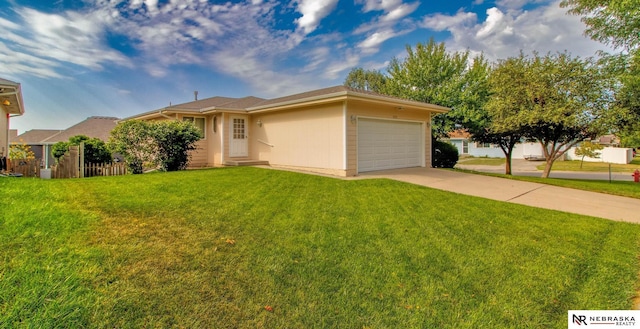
[3, 113, 7, 158]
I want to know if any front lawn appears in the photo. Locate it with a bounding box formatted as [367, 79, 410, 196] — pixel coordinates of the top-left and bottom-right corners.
[1, 167, 639, 328]
[537, 158, 640, 172]
[489, 174, 640, 199]
[457, 157, 505, 166]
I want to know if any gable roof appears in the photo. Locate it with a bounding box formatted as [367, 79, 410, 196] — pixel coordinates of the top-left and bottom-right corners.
[42, 116, 119, 143]
[11, 129, 63, 144]
[247, 85, 450, 113]
[124, 85, 449, 120]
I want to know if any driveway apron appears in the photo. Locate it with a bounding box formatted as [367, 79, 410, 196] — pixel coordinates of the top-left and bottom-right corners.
[358, 167, 640, 224]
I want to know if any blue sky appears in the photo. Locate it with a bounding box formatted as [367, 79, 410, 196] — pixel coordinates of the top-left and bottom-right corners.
[2, 0, 610, 134]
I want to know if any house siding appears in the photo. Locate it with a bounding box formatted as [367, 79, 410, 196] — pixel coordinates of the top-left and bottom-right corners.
[250, 103, 344, 173]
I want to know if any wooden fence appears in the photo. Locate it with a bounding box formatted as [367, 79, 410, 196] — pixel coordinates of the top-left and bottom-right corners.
[50, 144, 127, 179]
[51, 145, 80, 178]
[5, 158, 41, 177]
[84, 162, 127, 177]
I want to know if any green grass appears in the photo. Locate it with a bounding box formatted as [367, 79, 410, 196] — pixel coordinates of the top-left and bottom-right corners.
[487, 174, 640, 199]
[536, 158, 640, 172]
[2, 167, 640, 328]
[457, 157, 506, 166]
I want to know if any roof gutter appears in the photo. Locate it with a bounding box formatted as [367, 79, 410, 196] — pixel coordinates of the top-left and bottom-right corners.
[247, 90, 450, 114]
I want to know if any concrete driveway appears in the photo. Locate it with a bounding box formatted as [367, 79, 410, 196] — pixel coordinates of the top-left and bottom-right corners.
[358, 167, 640, 224]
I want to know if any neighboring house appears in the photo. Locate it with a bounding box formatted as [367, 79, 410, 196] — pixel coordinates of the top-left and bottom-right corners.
[124, 86, 449, 176]
[446, 130, 544, 159]
[445, 130, 632, 164]
[595, 134, 620, 147]
[11, 116, 119, 168]
[1, 78, 25, 158]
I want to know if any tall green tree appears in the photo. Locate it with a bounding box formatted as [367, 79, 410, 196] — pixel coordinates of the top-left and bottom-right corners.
[561, 0, 639, 50]
[343, 68, 387, 93]
[473, 55, 530, 175]
[562, 0, 640, 153]
[489, 52, 614, 178]
[383, 39, 489, 138]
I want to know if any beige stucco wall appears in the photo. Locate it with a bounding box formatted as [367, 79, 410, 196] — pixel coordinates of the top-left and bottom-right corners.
[345, 99, 434, 176]
[1, 110, 8, 157]
[250, 102, 345, 173]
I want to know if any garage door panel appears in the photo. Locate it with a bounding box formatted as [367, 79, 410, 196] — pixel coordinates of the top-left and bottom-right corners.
[357, 118, 423, 173]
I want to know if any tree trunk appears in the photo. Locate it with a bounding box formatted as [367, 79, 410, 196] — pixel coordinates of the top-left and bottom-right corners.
[541, 159, 554, 178]
[505, 153, 512, 175]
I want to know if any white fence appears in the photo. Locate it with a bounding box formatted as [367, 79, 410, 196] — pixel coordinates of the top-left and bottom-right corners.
[565, 147, 633, 164]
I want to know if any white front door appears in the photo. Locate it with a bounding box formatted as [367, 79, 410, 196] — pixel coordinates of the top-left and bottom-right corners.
[229, 116, 248, 157]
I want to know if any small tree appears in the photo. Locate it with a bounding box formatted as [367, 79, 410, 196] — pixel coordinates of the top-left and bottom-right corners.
[152, 120, 203, 171]
[9, 139, 35, 159]
[108, 121, 157, 174]
[574, 141, 604, 168]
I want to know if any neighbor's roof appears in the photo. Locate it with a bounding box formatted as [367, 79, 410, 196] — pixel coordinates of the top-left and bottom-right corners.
[124, 85, 449, 120]
[41, 116, 119, 143]
[0, 77, 25, 115]
[11, 129, 63, 144]
[447, 130, 472, 139]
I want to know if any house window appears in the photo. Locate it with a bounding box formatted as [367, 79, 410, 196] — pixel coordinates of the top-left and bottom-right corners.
[233, 118, 245, 139]
[476, 142, 492, 148]
[462, 140, 469, 154]
[183, 116, 206, 139]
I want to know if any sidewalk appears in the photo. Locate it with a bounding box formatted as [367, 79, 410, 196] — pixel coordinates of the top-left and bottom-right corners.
[455, 159, 635, 181]
[358, 167, 640, 224]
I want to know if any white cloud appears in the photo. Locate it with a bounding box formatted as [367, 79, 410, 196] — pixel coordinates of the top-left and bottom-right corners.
[381, 2, 420, 22]
[0, 7, 131, 78]
[421, 11, 477, 31]
[323, 51, 362, 79]
[419, 1, 611, 61]
[294, 0, 339, 35]
[358, 29, 399, 54]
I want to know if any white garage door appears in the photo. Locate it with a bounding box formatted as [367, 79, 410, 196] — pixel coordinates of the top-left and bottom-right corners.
[357, 118, 423, 173]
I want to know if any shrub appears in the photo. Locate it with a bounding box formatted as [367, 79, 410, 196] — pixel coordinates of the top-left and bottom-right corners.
[51, 135, 112, 164]
[152, 120, 202, 171]
[432, 140, 459, 168]
[108, 120, 203, 174]
[108, 121, 156, 174]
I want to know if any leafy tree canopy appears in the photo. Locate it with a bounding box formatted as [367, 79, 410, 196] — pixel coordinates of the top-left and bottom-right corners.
[382, 39, 490, 138]
[561, 0, 640, 50]
[487, 52, 615, 178]
[344, 68, 387, 93]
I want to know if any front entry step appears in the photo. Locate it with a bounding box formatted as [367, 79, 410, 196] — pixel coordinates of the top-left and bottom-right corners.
[224, 160, 269, 166]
